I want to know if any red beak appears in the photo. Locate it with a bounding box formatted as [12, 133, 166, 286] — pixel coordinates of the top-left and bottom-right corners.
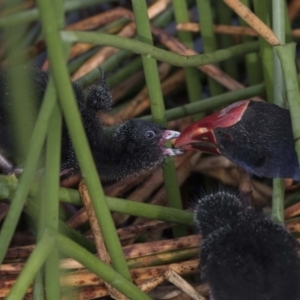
[174, 100, 250, 154]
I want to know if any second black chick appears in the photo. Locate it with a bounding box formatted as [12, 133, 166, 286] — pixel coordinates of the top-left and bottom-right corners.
[195, 190, 300, 300]
[0, 67, 182, 180]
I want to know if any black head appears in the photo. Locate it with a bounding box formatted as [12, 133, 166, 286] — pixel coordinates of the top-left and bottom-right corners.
[194, 190, 247, 237]
[96, 119, 182, 180]
[213, 101, 300, 180]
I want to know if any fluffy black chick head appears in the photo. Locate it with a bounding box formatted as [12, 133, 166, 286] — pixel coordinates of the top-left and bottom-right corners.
[194, 190, 300, 300]
[194, 190, 247, 238]
[95, 119, 179, 181]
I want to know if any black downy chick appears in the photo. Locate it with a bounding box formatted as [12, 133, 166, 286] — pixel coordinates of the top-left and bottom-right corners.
[0, 67, 182, 180]
[195, 190, 300, 300]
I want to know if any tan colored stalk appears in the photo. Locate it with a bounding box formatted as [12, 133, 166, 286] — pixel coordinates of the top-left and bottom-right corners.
[284, 203, 300, 219]
[114, 152, 196, 229]
[150, 26, 262, 98]
[59, 259, 200, 287]
[1, 234, 200, 273]
[165, 269, 206, 300]
[42, 7, 132, 70]
[177, 23, 300, 39]
[112, 69, 185, 122]
[1, 259, 201, 298]
[109, 63, 173, 123]
[238, 168, 253, 203]
[66, 172, 150, 229]
[79, 180, 127, 300]
[110, 70, 145, 103]
[122, 234, 200, 259]
[72, 0, 171, 79]
[116, 220, 175, 242]
[0, 0, 34, 16]
[288, 0, 300, 21]
[286, 220, 300, 232]
[177, 22, 258, 36]
[71, 23, 135, 79]
[167, 283, 210, 300]
[125, 153, 196, 244]
[4, 244, 35, 260]
[138, 275, 166, 293]
[222, 0, 280, 45]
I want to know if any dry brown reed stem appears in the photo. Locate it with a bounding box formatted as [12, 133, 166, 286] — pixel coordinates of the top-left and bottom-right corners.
[1, 234, 200, 273]
[165, 269, 206, 300]
[125, 153, 197, 245]
[66, 172, 151, 229]
[60, 269, 199, 300]
[78, 180, 127, 300]
[73, 0, 168, 32]
[64, 282, 163, 300]
[192, 155, 273, 200]
[0, 288, 32, 299]
[1, 246, 199, 277]
[192, 155, 235, 171]
[123, 234, 200, 259]
[138, 275, 166, 294]
[104, 172, 152, 196]
[110, 68, 185, 124]
[178, 22, 259, 36]
[0, 276, 16, 289]
[150, 26, 262, 99]
[42, 8, 132, 70]
[238, 168, 253, 204]
[113, 151, 196, 228]
[222, 0, 280, 45]
[71, 23, 135, 80]
[288, 0, 300, 21]
[127, 248, 199, 269]
[148, 285, 184, 299]
[286, 220, 300, 233]
[167, 283, 210, 300]
[111, 70, 144, 103]
[71, 0, 171, 79]
[115, 220, 175, 242]
[67, 8, 133, 31]
[0, 252, 199, 297]
[0, 0, 34, 16]
[4, 245, 34, 260]
[108, 63, 173, 123]
[196, 164, 271, 207]
[59, 259, 199, 287]
[193, 156, 272, 199]
[284, 202, 300, 219]
[178, 23, 300, 39]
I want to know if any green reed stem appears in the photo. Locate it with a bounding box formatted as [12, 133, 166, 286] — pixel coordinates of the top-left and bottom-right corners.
[37, 0, 131, 281]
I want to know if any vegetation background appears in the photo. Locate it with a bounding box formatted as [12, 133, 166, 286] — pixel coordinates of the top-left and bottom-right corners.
[0, 0, 300, 299]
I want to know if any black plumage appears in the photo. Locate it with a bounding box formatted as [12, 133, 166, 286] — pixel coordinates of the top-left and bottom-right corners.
[195, 190, 300, 300]
[175, 100, 300, 180]
[0, 67, 182, 180]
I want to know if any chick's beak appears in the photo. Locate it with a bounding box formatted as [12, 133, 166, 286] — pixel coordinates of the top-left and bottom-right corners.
[160, 130, 183, 156]
[174, 100, 250, 154]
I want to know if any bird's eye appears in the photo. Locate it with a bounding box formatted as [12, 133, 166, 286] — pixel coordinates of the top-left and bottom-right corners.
[144, 130, 156, 139]
[222, 132, 232, 141]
